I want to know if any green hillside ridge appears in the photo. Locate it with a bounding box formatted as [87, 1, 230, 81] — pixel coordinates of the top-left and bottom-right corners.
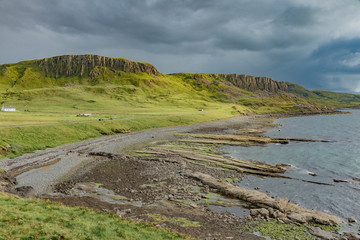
[0, 55, 359, 158]
[287, 82, 360, 108]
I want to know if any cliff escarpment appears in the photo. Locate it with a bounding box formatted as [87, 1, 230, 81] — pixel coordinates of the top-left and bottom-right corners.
[216, 74, 288, 93]
[174, 73, 288, 94]
[33, 55, 160, 77]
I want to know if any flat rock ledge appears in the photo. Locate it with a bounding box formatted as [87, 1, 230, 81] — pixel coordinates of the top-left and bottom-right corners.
[184, 171, 343, 226]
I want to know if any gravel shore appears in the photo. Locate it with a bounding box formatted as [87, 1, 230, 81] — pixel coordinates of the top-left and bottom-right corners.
[0, 115, 265, 194]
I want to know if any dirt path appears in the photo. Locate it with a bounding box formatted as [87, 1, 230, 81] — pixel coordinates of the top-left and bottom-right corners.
[0, 115, 265, 195]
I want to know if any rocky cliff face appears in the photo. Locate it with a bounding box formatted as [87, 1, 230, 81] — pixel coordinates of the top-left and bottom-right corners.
[33, 55, 160, 77]
[185, 73, 288, 93]
[216, 74, 288, 93]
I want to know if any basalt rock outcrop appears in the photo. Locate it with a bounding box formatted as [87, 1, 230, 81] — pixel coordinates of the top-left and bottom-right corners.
[217, 74, 288, 93]
[181, 73, 289, 93]
[33, 54, 160, 77]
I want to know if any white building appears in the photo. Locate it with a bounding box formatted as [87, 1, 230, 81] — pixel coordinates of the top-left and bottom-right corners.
[1, 106, 16, 112]
[77, 113, 92, 117]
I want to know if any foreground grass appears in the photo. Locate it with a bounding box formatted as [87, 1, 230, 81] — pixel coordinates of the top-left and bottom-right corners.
[240, 220, 339, 240]
[0, 192, 188, 240]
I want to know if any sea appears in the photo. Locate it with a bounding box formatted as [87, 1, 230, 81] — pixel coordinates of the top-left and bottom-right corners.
[222, 110, 360, 232]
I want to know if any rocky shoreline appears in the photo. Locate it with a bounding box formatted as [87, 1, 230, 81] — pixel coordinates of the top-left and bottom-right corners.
[1, 112, 359, 239]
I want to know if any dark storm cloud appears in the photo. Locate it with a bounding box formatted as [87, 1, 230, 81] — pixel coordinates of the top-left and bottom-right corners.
[275, 6, 316, 27]
[300, 39, 360, 91]
[311, 39, 360, 73]
[0, 0, 309, 52]
[1, 0, 360, 91]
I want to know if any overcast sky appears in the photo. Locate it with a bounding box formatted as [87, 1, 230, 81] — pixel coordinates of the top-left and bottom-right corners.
[1, 0, 360, 92]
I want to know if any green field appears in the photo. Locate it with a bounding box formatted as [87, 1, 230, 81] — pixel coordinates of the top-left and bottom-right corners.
[0, 192, 188, 239]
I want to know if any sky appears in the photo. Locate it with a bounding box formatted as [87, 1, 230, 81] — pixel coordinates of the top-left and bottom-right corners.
[1, 0, 360, 92]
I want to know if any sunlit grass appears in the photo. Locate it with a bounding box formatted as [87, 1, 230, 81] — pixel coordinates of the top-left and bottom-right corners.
[0, 192, 188, 239]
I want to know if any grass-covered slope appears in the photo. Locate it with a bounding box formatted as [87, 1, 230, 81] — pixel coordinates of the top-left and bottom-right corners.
[0, 55, 359, 158]
[287, 82, 360, 108]
[0, 192, 187, 239]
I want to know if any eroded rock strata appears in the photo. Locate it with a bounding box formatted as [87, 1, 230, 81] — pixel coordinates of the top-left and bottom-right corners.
[33, 54, 160, 77]
[185, 171, 343, 226]
[179, 73, 289, 93]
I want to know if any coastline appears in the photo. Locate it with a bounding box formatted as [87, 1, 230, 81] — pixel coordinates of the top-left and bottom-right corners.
[0, 111, 357, 239]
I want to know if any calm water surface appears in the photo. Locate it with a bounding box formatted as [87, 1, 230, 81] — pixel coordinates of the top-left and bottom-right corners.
[222, 110, 360, 228]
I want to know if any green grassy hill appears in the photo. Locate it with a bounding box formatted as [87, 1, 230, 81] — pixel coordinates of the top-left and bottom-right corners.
[0, 54, 359, 158]
[287, 82, 360, 108]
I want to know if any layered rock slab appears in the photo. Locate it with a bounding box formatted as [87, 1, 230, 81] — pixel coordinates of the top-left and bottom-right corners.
[185, 171, 343, 226]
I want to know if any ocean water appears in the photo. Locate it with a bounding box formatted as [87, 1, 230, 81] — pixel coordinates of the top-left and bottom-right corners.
[222, 110, 360, 228]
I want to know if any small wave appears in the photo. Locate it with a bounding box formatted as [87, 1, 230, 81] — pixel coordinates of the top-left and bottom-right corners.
[290, 165, 316, 175]
[347, 185, 360, 192]
[289, 164, 299, 169]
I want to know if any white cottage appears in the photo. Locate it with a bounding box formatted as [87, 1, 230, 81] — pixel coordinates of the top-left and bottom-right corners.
[1, 106, 16, 112]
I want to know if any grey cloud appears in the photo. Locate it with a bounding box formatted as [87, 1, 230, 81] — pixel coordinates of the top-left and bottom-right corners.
[0, 0, 295, 51]
[274, 6, 317, 27]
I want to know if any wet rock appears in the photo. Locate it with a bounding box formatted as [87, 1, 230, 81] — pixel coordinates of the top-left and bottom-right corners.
[250, 208, 269, 218]
[116, 208, 132, 217]
[250, 209, 258, 217]
[288, 213, 307, 224]
[0, 170, 17, 192]
[333, 179, 348, 183]
[168, 194, 175, 201]
[169, 188, 177, 194]
[259, 208, 269, 218]
[308, 172, 318, 177]
[309, 226, 339, 240]
[14, 186, 36, 199]
[268, 208, 275, 217]
[348, 217, 357, 223]
[281, 217, 294, 224]
[273, 198, 289, 212]
[341, 232, 359, 240]
[277, 210, 286, 219]
[185, 171, 343, 225]
[0, 171, 35, 198]
[188, 202, 198, 208]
